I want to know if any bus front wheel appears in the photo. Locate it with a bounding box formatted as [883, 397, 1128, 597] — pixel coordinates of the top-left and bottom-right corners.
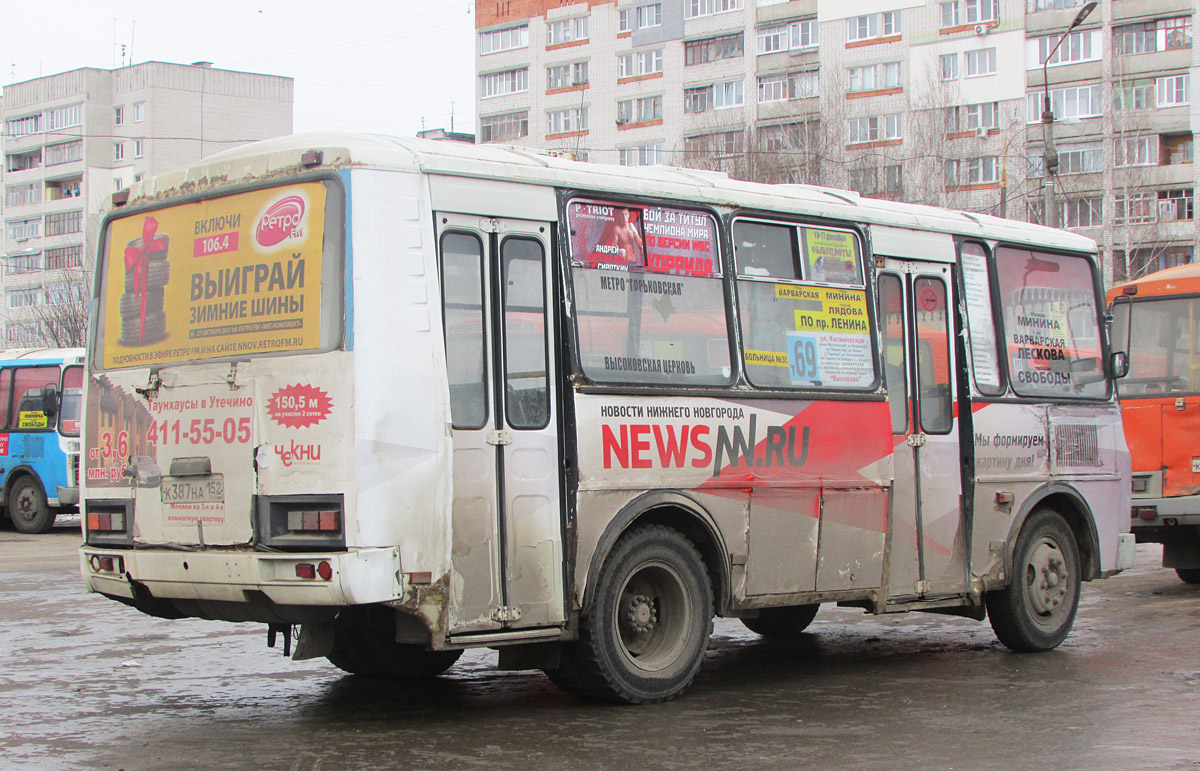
[8, 477, 54, 535]
[326, 622, 461, 680]
[546, 524, 713, 704]
[986, 508, 1081, 652]
[742, 604, 820, 638]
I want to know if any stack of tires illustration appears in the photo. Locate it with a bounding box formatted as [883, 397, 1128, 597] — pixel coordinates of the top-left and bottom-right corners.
[121, 222, 170, 346]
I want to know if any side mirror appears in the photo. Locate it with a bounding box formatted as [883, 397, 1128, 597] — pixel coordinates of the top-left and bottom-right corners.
[1111, 351, 1130, 379]
[41, 386, 59, 417]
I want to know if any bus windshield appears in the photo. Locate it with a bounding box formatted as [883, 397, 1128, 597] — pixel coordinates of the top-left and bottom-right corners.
[92, 180, 343, 370]
[1113, 297, 1200, 396]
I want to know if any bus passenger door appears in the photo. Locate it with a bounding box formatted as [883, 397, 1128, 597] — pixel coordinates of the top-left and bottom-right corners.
[437, 214, 565, 636]
[879, 262, 967, 599]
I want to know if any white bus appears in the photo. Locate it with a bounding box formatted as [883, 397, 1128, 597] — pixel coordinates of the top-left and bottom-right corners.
[81, 135, 1134, 703]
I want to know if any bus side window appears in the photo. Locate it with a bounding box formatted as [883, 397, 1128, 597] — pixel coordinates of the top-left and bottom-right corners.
[502, 237, 549, 430]
[440, 232, 488, 430]
[0, 369, 9, 429]
[914, 277, 952, 434]
[877, 274, 908, 434]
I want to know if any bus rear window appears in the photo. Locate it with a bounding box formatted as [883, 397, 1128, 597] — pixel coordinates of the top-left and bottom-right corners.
[568, 199, 732, 386]
[60, 365, 83, 436]
[93, 180, 343, 370]
[995, 247, 1105, 399]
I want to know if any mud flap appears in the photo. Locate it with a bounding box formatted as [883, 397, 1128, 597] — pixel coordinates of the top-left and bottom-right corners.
[293, 622, 336, 660]
[1116, 533, 1136, 571]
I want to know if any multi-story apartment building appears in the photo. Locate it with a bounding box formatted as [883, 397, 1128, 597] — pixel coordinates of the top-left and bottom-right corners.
[473, 0, 1198, 284]
[0, 61, 293, 345]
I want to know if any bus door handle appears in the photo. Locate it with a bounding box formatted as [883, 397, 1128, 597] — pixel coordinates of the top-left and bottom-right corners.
[1176, 398, 1186, 411]
[907, 434, 926, 448]
[486, 430, 513, 446]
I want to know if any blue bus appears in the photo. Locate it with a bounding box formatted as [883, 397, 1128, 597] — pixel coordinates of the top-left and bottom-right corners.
[0, 348, 84, 533]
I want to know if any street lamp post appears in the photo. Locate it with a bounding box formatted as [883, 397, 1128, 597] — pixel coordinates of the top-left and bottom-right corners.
[1041, 0, 1098, 227]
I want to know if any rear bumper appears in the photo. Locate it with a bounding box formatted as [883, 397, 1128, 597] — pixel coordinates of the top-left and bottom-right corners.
[80, 546, 403, 607]
[57, 486, 79, 506]
[1129, 495, 1200, 530]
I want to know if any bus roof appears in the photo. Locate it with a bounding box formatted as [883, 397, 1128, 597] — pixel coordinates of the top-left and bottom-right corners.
[0, 347, 85, 365]
[1108, 263, 1200, 301]
[119, 132, 1097, 255]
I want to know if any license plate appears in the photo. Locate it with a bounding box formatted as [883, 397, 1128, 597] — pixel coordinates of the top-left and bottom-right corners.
[160, 475, 225, 504]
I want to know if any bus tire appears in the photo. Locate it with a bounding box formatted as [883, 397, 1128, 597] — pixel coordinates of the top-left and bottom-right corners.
[742, 604, 819, 638]
[8, 476, 54, 534]
[1176, 568, 1200, 585]
[986, 508, 1081, 652]
[546, 524, 713, 704]
[326, 623, 461, 680]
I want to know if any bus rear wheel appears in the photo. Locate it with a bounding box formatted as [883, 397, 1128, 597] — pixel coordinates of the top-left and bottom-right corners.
[546, 524, 713, 704]
[8, 477, 54, 534]
[1176, 568, 1200, 585]
[986, 508, 1081, 652]
[742, 604, 819, 638]
[327, 621, 461, 680]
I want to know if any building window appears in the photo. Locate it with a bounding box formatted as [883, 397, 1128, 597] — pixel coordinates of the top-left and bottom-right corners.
[6, 218, 40, 241]
[965, 101, 999, 130]
[5, 253, 42, 275]
[1033, 30, 1099, 66]
[5, 114, 41, 138]
[114, 106, 124, 125]
[848, 167, 877, 194]
[849, 115, 902, 143]
[848, 15, 879, 42]
[1114, 78, 1155, 111]
[1026, 84, 1103, 121]
[547, 17, 589, 45]
[757, 121, 817, 152]
[1160, 16, 1193, 50]
[619, 50, 663, 77]
[7, 289, 41, 310]
[1159, 189, 1195, 221]
[965, 0, 998, 23]
[1161, 133, 1194, 165]
[45, 104, 82, 131]
[547, 62, 589, 90]
[757, 70, 818, 102]
[636, 4, 662, 29]
[945, 156, 999, 186]
[848, 62, 901, 92]
[1056, 141, 1103, 174]
[115, 142, 126, 162]
[1157, 74, 1190, 107]
[46, 178, 80, 200]
[1116, 136, 1158, 167]
[619, 143, 665, 166]
[547, 107, 588, 134]
[45, 245, 83, 270]
[1114, 192, 1157, 225]
[965, 48, 997, 77]
[685, 33, 743, 65]
[685, 0, 743, 19]
[713, 80, 744, 109]
[480, 25, 529, 54]
[4, 183, 42, 207]
[480, 68, 529, 99]
[940, 54, 959, 81]
[684, 86, 711, 113]
[133, 139, 144, 158]
[941, 1, 959, 27]
[1115, 17, 1192, 54]
[1062, 196, 1103, 227]
[637, 95, 663, 121]
[618, 8, 633, 33]
[684, 130, 745, 160]
[44, 210, 82, 236]
[479, 111, 529, 142]
[1028, 0, 1086, 11]
[882, 11, 901, 35]
[43, 140, 82, 166]
[757, 19, 818, 53]
[134, 101, 145, 122]
[114, 178, 124, 192]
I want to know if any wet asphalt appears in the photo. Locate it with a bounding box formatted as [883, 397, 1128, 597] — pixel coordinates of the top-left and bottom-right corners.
[2, 519, 1199, 771]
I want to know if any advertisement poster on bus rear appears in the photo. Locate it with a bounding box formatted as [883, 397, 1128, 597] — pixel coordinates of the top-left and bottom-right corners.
[100, 182, 327, 369]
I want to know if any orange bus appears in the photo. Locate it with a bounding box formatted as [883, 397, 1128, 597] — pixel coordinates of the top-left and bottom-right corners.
[1110, 264, 1200, 584]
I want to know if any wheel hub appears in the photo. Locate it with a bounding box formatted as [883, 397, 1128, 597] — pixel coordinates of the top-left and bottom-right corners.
[1027, 541, 1069, 616]
[624, 593, 657, 634]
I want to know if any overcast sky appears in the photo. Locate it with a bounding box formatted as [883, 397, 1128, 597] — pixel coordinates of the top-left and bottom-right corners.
[5, 0, 478, 137]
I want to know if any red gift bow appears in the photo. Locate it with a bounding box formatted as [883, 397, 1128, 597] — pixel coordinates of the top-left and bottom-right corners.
[123, 216, 165, 343]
